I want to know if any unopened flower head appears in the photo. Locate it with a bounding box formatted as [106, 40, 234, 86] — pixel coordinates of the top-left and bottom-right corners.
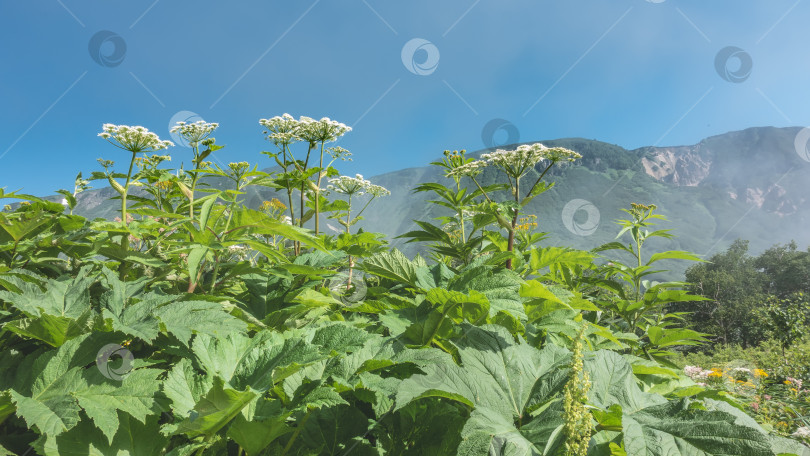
[170, 120, 219, 148]
[228, 161, 251, 176]
[98, 124, 174, 153]
[297, 116, 351, 144]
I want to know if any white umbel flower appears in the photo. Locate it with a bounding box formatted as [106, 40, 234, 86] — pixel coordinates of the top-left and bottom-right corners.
[98, 124, 174, 152]
[170, 120, 219, 148]
[298, 116, 351, 144]
[259, 113, 302, 146]
[327, 174, 389, 197]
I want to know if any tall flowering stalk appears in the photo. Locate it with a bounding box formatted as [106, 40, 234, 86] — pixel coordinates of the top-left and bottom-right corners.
[564, 324, 592, 456]
[97, 124, 174, 228]
[327, 174, 389, 288]
[169, 120, 219, 217]
[298, 116, 352, 235]
[448, 143, 580, 269]
[260, 114, 351, 235]
[260, 114, 301, 227]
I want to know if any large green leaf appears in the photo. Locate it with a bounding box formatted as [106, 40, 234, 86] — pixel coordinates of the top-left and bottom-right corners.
[362, 249, 435, 290]
[36, 412, 167, 456]
[0, 270, 94, 319]
[162, 358, 215, 419]
[621, 400, 774, 456]
[9, 334, 109, 437]
[396, 325, 571, 454]
[72, 368, 163, 444]
[174, 377, 258, 439]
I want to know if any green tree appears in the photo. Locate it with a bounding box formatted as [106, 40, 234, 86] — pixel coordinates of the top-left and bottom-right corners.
[679, 239, 768, 347]
[754, 240, 810, 298]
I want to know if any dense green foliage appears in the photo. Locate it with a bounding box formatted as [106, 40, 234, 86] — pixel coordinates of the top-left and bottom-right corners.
[673, 239, 810, 348]
[0, 119, 807, 455]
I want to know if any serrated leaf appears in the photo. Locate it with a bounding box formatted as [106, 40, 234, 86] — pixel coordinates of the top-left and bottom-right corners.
[174, 377, 257, 439]
[73, 368, 163, 444]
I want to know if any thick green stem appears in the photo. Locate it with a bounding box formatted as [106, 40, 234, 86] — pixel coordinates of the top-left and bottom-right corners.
[209, 185, 238, 293]
[505, 178, 520, 270]
[315, 141, 325, 235]
[281, 409, 312, 456]
[118, 150, 138, 280]
[120, 150, 137, 229]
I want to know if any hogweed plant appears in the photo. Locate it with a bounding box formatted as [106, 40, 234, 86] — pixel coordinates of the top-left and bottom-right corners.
[260, 114, 352, 236]
[169, 120, 220, 217]
[97, 124, 174, 228]
[448, 143, 581, 269]
[400, 150, 507, 267]
[327, 174, 389, 288]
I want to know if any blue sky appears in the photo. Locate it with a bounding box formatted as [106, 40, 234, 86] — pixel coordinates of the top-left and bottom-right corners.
[2, 0, 809, 197]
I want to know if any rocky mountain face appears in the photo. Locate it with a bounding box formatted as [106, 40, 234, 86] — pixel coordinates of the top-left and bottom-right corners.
[636, 127, 807, 217]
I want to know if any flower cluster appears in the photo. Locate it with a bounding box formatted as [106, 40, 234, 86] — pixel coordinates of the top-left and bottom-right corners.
[447, 143, 581, 180]
[480, 144, 550, 176]
[684, 365, 713, 380]
[259, 113, 301, 146]
[260, 198, 287, 213]
[327, 174, 390, 198]
[298, 116, 352, 144]
[259, 114, 351, 146]
[98, 124, 174, 152]
[515, 215, 538, 232]
[170, 120, 219, 148]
